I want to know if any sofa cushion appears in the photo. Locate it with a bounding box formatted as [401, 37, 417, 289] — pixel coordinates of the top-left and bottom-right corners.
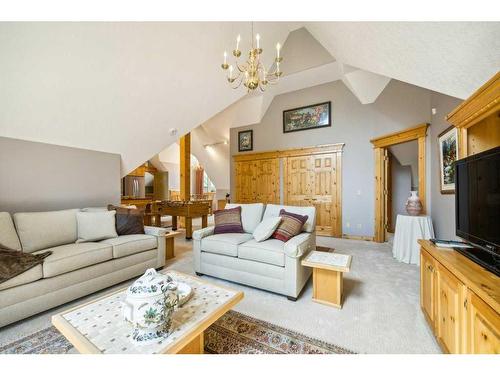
[101, 234, 157, 259]
[263, 204, 316, 233]
[238, 239, 285, 267]
[253, 216, 282, 242]
[225, 203, 264, 234]
[36, 242, 113, 278]
[13, 209, 80, 253]
[201, 233, 253, 257]
[76, 211, 118, 243]
[213, 206, 244, 234]
[0, 212, 22, 251]
[0, 264, 42, 291]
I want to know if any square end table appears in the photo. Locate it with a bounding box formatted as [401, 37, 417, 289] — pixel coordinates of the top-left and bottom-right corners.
[302, 251, 352, 309]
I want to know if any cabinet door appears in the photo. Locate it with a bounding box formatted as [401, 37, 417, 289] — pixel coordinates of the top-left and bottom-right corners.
[420, 250, 437, 328]
[436, 264, 465, 353]
[467, 291, 500, 354]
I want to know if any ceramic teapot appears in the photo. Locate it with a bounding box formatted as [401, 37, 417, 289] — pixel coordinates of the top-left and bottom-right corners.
[122, 268, 179, 343]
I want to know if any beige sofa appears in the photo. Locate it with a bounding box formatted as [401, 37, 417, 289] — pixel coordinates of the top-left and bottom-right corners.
[0, 209, 167, 328]
[193, 203, 316, 300]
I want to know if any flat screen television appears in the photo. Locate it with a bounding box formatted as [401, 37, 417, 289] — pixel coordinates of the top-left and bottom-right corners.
[455, 146, 500, 275]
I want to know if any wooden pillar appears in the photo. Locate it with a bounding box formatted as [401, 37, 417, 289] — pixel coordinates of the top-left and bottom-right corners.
[374, 147, 385, 243]
[180, 133, 191, 201]
[418, 136, 426, 214]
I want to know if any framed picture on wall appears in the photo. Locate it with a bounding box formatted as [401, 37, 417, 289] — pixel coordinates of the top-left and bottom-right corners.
[283, 101, 331, 133]
[438, 125, 458, 194]
[238, 130, 253, 152]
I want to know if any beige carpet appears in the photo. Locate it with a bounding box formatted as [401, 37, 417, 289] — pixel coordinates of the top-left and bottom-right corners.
[0, 221, 440, 354]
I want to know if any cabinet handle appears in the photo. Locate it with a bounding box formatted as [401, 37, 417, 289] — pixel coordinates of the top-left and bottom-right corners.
[464, 299, 468, 310]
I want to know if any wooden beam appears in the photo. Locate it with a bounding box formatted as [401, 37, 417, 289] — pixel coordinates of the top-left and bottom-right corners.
[180, 133, 191, 201]
[370, 123, 428, 148]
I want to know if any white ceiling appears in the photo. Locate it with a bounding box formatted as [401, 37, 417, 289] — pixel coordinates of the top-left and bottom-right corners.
[1, 22, 499, 178]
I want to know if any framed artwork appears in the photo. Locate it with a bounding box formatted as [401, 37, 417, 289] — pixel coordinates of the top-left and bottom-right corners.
[238, 130, 253, 152]
[438, 126, 458, 194]
[283, 101, 331, 133]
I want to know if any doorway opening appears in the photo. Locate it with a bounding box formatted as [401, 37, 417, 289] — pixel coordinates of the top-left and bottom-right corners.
[370, 124, 429, 243]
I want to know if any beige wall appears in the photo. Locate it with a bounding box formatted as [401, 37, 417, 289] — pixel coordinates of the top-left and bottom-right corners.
[230, 79, 461, 238]
[0, 137, 121, 213]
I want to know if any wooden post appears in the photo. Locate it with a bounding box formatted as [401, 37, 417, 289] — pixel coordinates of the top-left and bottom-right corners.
[180, 133, 191, 201]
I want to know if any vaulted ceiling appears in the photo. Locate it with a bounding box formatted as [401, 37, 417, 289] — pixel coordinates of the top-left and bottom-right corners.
[1, 22, 498, 178]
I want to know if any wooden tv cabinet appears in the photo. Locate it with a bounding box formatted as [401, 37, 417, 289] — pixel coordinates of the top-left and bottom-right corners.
[418, 240, 499, 353]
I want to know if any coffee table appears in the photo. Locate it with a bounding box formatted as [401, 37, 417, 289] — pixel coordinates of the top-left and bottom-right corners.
[52, 270, 243, 354]
[301, 251, 352, 309]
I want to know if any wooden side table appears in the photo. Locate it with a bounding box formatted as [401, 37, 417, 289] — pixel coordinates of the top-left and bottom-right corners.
[302, 251, 352, 309]
[164, 231, 182, 261]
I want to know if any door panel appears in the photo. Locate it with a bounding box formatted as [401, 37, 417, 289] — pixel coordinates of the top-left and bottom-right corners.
[420, 250, 437, 329]
[235, 161, 257, 203]
[467, 291, 500, 354]
[436, 264, 464, 353]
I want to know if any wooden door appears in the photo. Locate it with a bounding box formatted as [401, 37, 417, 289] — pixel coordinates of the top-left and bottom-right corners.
[466, 290, 500, 353]
[436, 263, 465, 353]
[420, 250, 437, 329]
[311, 154, 335, 236]
[235, 160, 257, 203]
[255, 158, 279, 204]
[286, 155, 312, 208]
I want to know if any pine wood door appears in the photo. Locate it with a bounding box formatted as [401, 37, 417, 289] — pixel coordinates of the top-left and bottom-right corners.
[466, 290, 500, 354]
[420, 250, 437, 329]
[285, 152, 340, 236]
[234, 160, 257, 203]
[255, 158, 279, 204]
[285, 155, 312, 208]
[311, 154, 336, 236]
[436, 263, 465, 353]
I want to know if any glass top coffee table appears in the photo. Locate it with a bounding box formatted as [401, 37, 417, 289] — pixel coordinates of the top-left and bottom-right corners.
[51, 270, 243, 354]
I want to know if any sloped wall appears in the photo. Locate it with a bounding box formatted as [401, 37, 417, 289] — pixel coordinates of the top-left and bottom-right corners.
[0, 137, 120, 213]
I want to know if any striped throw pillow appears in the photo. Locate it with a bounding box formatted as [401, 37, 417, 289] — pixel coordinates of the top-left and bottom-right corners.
[213, 206, 244, 234]
[271, 209, 308, 242]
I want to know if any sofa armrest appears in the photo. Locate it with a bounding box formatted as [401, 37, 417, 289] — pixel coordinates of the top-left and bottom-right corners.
[284, 232, 315, 258]
[192, 226, 215, 240]
[144, 226, 168, 237]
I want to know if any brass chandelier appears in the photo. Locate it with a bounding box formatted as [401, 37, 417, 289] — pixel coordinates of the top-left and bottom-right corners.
[220, 22, 283, 92]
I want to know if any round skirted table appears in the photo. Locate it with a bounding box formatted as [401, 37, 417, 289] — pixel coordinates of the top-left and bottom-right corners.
[392, 214, 434, 265]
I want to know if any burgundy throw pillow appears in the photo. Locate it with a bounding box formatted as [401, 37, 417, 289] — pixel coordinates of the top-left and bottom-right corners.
[213, 206, 244, 234]
[271, 209, 308, 242]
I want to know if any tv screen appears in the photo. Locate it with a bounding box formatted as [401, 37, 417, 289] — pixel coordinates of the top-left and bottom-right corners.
[455, 146, 500, 252]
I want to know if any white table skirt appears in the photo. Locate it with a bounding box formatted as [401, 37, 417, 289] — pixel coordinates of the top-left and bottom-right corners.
[393, 214, 434, 265]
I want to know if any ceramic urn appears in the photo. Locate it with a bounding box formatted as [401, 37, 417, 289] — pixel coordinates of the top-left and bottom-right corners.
[122, 268, 179, 343]
[405, 191, 423, 216]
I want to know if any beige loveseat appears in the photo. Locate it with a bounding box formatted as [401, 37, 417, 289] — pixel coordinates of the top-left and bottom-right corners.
[0, 209, 166, 328]
[193, 203, 316, 300]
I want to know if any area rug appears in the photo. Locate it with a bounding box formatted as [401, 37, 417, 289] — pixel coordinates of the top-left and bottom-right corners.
[0, 310, 354, 354]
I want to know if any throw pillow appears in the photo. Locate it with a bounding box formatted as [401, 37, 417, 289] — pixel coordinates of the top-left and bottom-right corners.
[271, 209, 308, 242]
[76, 211, 118, 243]
[213, 206, 244, 234]
[253, 216, 282, 242]
[107, 205, 145, 235]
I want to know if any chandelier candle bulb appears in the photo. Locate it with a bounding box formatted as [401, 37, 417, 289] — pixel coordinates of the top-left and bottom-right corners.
[236, 34, 240, 50]
[256, 34, 260, 48]
[276, 43, 281, 58]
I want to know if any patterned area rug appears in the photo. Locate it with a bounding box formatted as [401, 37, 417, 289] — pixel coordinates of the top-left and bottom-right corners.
[0, 310, 354, 354]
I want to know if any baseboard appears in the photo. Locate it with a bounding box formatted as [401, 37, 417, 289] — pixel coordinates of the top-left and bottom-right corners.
[341, 234, 374, 241]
